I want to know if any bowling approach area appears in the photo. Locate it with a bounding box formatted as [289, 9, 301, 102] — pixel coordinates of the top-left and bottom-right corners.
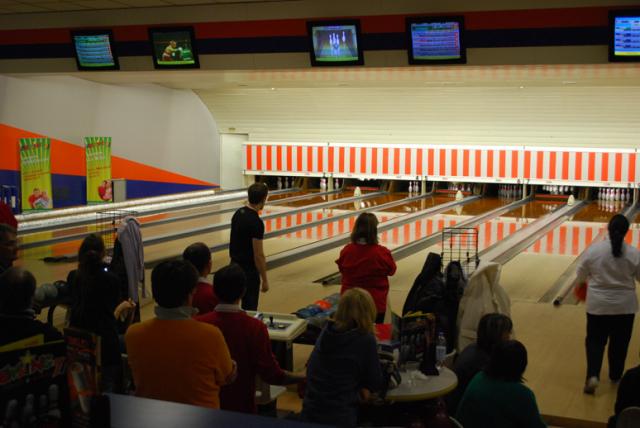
[17, 178, 640, 427]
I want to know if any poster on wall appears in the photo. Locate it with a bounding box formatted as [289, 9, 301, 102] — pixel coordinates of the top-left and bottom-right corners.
[84, 137, 112, 204]
[19, 137, 53, 211]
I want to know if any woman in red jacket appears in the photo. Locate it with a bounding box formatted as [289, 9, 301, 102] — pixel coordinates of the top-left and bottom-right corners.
[336, 212, 397, 323]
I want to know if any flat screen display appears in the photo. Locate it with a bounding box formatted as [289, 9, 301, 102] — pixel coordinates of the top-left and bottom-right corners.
[407, 17, 466, 65]
[609, 11, 640, 62]
[71, 30, 119, 71]
[307, 20, 364, 66]
[149, 27, 200, 69]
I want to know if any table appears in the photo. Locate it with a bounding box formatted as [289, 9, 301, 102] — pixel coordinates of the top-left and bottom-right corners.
[247, 311, 307, 371]
[385, 367, 458, 402]
[106, 393, 323, 428]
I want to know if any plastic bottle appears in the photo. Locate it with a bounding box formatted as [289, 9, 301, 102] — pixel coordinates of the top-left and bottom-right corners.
[436, 332, 447, 368]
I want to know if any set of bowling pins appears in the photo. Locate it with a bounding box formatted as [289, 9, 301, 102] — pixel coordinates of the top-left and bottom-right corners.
[407, 181, 421, 195]
[2, 385, 62, 427]
[499, 185, 522, 199]
[276, 177, 293, 190]
[447, 183, 472, 192]
[542, 185, 573, 195]
[597, 187, 630, 202]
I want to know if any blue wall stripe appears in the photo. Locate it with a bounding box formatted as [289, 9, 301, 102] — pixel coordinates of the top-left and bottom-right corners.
[0, 169, 217, 211]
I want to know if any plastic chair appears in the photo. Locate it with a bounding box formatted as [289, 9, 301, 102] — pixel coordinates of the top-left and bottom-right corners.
[616, 406, 640, 428]
[450, 416, 464, 427]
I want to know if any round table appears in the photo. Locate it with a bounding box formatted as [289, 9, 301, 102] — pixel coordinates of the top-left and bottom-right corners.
[385, 367, 458, 402]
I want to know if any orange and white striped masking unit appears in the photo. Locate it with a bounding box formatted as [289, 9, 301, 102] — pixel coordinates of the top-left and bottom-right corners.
[243, 142, 639, 187]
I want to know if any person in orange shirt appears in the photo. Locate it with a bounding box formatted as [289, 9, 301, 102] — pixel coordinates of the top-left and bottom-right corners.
[125, 260, 236, 408]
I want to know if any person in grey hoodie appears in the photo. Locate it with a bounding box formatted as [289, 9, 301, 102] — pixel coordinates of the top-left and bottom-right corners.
[302, 288, 383, 427]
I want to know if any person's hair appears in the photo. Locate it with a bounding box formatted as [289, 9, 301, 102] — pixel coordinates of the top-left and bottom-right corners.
[77, 234, 105, 275]
[0, 267, 36, 314]
[213, 264, 247, 303]
[72, 234, 107, 324]
[350, 212, 379, 245]
[333, 288, 377, 334]
[151, 260, 199, 308]
[608, 214, 629, 258]
[182, 242, 211, 274]
[248, 183, 269, 205]
[485, 340, 528, 383]
[477, 313, 513, 353]
[0, 223, 16, 242]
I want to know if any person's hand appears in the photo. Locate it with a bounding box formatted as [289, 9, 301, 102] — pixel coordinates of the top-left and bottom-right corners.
[225, 360, 238, 385]
[114, 298, 136, 321]
[261, 279, 269, 293]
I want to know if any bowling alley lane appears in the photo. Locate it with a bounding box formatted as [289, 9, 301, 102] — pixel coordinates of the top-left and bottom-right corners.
[18, 188, 308, 247]
[21, 191, 424, 284]
[500, 200, 632, 303]
[384, 199, 564, 312]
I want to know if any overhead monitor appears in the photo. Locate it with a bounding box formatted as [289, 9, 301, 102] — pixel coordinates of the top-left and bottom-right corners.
[609, 10, 640, 62]
[407, 16, 466, 65]
[149, 26, 200, 69]
[307, 20, 364, 66]
[71, 30, 119, 71]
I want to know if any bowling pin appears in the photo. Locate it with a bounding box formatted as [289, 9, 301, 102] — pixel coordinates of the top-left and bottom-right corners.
[277, 177, 282, 190]
[354, 186, 362, 197]
[455, 190, 463, 201]
[334, 178, 339, 189]
[408, 182, 413, 194]
[615, 188, 621, 201]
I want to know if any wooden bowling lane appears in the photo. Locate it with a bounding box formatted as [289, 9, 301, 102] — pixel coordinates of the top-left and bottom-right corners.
[20, 192, 402, 284]
[500, 201, 626, 303]
[18, 189, 308, 246]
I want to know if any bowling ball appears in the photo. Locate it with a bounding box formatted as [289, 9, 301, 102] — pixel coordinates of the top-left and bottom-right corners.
[42, 283, 58, 299]
[54, 280, 70, 298]
[34, 287, 46, 303]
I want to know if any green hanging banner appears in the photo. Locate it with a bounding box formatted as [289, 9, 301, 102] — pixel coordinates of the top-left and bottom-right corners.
[85, 137, 112, 204]
[19, 137, 53, 211]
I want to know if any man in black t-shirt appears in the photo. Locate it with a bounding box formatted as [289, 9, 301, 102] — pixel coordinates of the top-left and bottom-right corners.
[229, 183, 269, 310]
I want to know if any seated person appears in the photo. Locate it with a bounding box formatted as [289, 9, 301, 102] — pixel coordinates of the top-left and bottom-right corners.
[456, 340, 547, 428]
[449, 313, 513, 412]
[183, 242, 218, 315]
[68, 234, 135, 393]
[0, 223, 18, 276]
[196, 263, 305, 413]
[0, 267, 62, 346]
[301, 288, 383, 427]
[125, 260, 236, 409]
[608, 363, 640, 428]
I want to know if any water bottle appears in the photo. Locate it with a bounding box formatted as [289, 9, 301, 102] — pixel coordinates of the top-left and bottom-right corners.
[436, 332, 447, 368]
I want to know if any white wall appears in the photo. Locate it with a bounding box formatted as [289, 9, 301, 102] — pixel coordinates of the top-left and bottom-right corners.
[200, 85, 640, 149]
[0, 75, 220, 184]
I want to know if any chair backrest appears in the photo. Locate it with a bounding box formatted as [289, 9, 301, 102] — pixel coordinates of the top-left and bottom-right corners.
[617, 406, 640, 428]
[450, 416, 464, 428]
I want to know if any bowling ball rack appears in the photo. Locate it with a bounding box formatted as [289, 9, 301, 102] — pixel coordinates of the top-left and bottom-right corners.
[440, 227, 479, 278]
[95, 209, 138, 255]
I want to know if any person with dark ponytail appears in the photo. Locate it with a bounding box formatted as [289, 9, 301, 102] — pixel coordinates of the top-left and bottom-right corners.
[576, 214, 640, 394]
[68, 234, 135, 392]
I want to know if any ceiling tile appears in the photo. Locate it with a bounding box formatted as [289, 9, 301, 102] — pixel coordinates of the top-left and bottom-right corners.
[71, 0, 128, 9]
[36, 1, 91, 10]
[2, 3, 50, 12]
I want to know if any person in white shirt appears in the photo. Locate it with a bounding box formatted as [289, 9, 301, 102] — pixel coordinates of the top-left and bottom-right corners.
[576, 214, 640, 394]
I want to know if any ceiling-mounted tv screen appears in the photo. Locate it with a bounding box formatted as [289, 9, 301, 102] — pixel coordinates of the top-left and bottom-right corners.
[149, 26, 200, 69]
[307, 20, 364, 66]
[71, 30, 119, 71]
[609, 10, 640, 62]
[407, 16, 466, 65]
